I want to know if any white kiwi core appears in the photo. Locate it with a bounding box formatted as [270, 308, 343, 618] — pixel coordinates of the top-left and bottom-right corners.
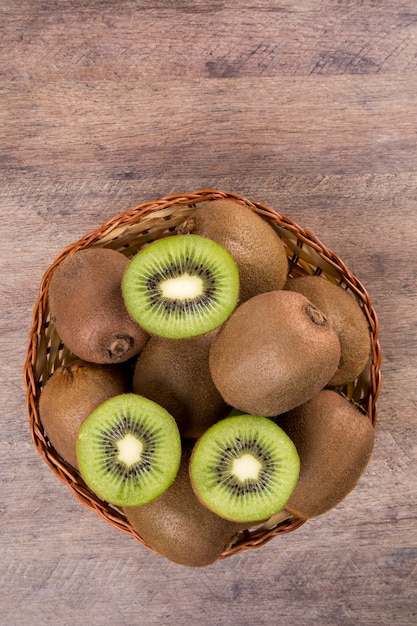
[232, 454, 262, 482]
[116, 434, 143, 466]
[160, 274, 204, 300]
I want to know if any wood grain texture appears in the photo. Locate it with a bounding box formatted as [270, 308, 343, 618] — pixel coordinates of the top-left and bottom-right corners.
[3, 76, 417, 179]
[1, 1, 416, 625]
[2, 0, 417, 81]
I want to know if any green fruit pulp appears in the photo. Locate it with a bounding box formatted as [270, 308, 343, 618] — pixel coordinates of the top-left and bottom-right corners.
[77, 394, 181, 507]
[121, 235, 240, 339]
[189, 414, 300, 523]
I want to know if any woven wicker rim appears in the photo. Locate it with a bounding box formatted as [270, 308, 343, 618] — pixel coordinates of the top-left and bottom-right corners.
[24, 189, 382, 559]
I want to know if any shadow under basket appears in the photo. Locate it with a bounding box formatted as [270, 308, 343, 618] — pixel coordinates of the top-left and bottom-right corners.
[24, 189, 382, 561]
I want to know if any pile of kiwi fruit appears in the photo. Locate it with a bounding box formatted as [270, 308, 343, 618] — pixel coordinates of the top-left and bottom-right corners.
[38, 198, 375, 568]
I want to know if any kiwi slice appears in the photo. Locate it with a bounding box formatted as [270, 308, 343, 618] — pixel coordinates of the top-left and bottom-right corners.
[77, 393, 182, 507]
[122, 235, 240, 339]
[189, 414, 300, 523]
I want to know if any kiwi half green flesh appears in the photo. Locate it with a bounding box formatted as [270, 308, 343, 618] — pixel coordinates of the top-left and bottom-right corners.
[122, 235, 240, 339]
[189, 414, 300, 523]
[77, 393, 181, 507]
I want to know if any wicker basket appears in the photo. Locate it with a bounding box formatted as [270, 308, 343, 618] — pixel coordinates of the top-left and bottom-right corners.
[24, 189, 382, 560]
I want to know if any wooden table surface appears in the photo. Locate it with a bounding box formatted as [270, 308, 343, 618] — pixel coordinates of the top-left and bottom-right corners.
[2, 2, 416, 624]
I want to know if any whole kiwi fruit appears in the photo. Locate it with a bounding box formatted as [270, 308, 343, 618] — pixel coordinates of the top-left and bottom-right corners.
[38, 360, 128, 468]
[209, 290, 341, 417]
[123, 443, 244, 567]
[48, 248, 149, 364]
[272, 389, 375, 521]
[177, 199, 288, 303]
[132, 331, 230, 439]
[285, 275, 371, 386]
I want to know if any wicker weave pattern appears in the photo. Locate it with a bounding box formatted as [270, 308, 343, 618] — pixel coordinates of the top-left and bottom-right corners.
[24, 190, 381, 558]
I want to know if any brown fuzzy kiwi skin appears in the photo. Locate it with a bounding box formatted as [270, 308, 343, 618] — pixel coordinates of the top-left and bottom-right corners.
[132, 330, 230, 439]
[209, 290, 341, 417]
[38, 360, 128, 468]
[275, 389, 375, 520]
[122, 443, 244, 568]
[48, 248, 149, 364]
[285, 275, 371, 386]
[177, 199, 288, 304]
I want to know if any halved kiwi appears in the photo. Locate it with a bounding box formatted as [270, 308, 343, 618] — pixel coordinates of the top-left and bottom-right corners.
[189, 414, 300, 523]
[77, 393, 181, 507]
[121, 235, 240, 339]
